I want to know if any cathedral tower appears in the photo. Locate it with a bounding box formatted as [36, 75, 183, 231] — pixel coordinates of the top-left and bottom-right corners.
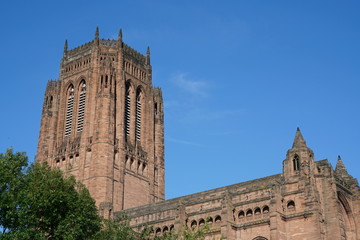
[36, 28, 165, 215]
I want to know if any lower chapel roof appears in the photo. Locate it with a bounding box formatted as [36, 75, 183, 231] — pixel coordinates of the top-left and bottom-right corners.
[117, 158, 336, 218]
[118, 173, 282, 218]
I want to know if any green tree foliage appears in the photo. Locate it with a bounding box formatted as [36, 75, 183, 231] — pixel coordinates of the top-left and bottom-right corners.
[93, 214, 207, 240]
[92, 215, 154, 240]
[154, 225, 207, 240]
[0, 148, 28, 234]
[0, 148, 101, 240]
[0, 148, 209, 240]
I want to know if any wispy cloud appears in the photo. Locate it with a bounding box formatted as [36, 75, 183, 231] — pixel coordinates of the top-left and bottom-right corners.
[180, 108, 246, 123]
[172, 73, 209, 97]
[167, 137, 203, 146]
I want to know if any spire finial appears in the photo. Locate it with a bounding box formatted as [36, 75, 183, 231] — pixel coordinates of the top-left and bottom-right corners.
[292, 127, 307, 148]
[117, 28, 123, 48]
[118, 28, 122, 41]
[146, 46, 151, 65]
[63, 40, 68, 54]
[335, 155, 349, 177]
[95, 26, 99, 40]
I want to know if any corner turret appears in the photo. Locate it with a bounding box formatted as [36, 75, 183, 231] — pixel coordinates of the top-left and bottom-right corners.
[283, 128, 315, 181]
[335, 155, 359, 187]
[335, 155, 349, 178]
[292, 127, 307, 148]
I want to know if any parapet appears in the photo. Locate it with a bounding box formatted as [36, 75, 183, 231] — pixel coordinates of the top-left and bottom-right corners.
[123, 43, 147, 65]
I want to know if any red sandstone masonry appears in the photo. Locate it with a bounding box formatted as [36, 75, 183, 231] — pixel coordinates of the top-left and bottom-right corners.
[37, 30, 359, 239]
[36, 28, 164, 216]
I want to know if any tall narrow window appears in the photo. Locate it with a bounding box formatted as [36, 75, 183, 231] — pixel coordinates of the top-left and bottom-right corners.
[65, 85, 74, 136]
[77, 81, 86, 132]
[135, 90, 142, 142]
[293, 154, 300, 171]
[124, 84, 131, 136]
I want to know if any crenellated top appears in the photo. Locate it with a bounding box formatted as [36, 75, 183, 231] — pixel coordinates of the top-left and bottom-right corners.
[62, 28, 150, 69]
[45, 80, 59, 92]
[153, 87, 163, 98]
[65, 40, 94, 58]
[123, 43, 147, 65]
[100, 39, 117, 47]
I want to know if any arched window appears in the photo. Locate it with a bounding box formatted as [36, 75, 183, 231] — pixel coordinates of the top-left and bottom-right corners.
[49, 96, 53, 109]
[293, 154, 300, 171]
[238, 210, 245, 218]
[65, 85, 74, 136]
[124, 83, 131, 137]
[77, 81, 86, 132]
[135, 88, 143, 142]
[254, 207, 261, 215]
[215, 215, 221, 223]
[130, 158, 134, 170]
[142, 163, 147, 175]
[337, 191, 356, 239]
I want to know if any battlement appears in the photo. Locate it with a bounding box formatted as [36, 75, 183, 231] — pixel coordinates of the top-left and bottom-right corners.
[123, 43, 146, 65]
[100, 38, 117, 47]
[46, 80, 59, 92]
[66, 40, 94, 57]
[153, 87, 163, 98]
[62, 28, 149, 68]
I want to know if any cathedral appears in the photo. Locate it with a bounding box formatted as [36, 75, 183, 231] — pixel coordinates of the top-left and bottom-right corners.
[37, 29, 360, 240]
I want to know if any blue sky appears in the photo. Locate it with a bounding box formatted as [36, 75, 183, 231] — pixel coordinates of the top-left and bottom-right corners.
[0, 1, 359, 199]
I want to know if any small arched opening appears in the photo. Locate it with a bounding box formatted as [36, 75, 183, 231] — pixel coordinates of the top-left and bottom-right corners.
[199, 218, 205, 226]
[287, 200, 295, 210]
[190, 220, 197, 228]
[263, 205, 269, 214]
[246, 209, 253, 217]
[206, 217, 213, 224]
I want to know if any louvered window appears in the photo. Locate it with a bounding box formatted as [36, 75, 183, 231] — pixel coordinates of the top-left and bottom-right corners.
[65, 86, 74, 136]
[135, 95, 141, 141]
[124, 91, 131, 136]
[77, 82, 86, 132]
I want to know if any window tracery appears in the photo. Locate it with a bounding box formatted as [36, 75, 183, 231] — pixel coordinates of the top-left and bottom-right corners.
[65, 85, 74, 136]
[77, 81, 86, 132]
